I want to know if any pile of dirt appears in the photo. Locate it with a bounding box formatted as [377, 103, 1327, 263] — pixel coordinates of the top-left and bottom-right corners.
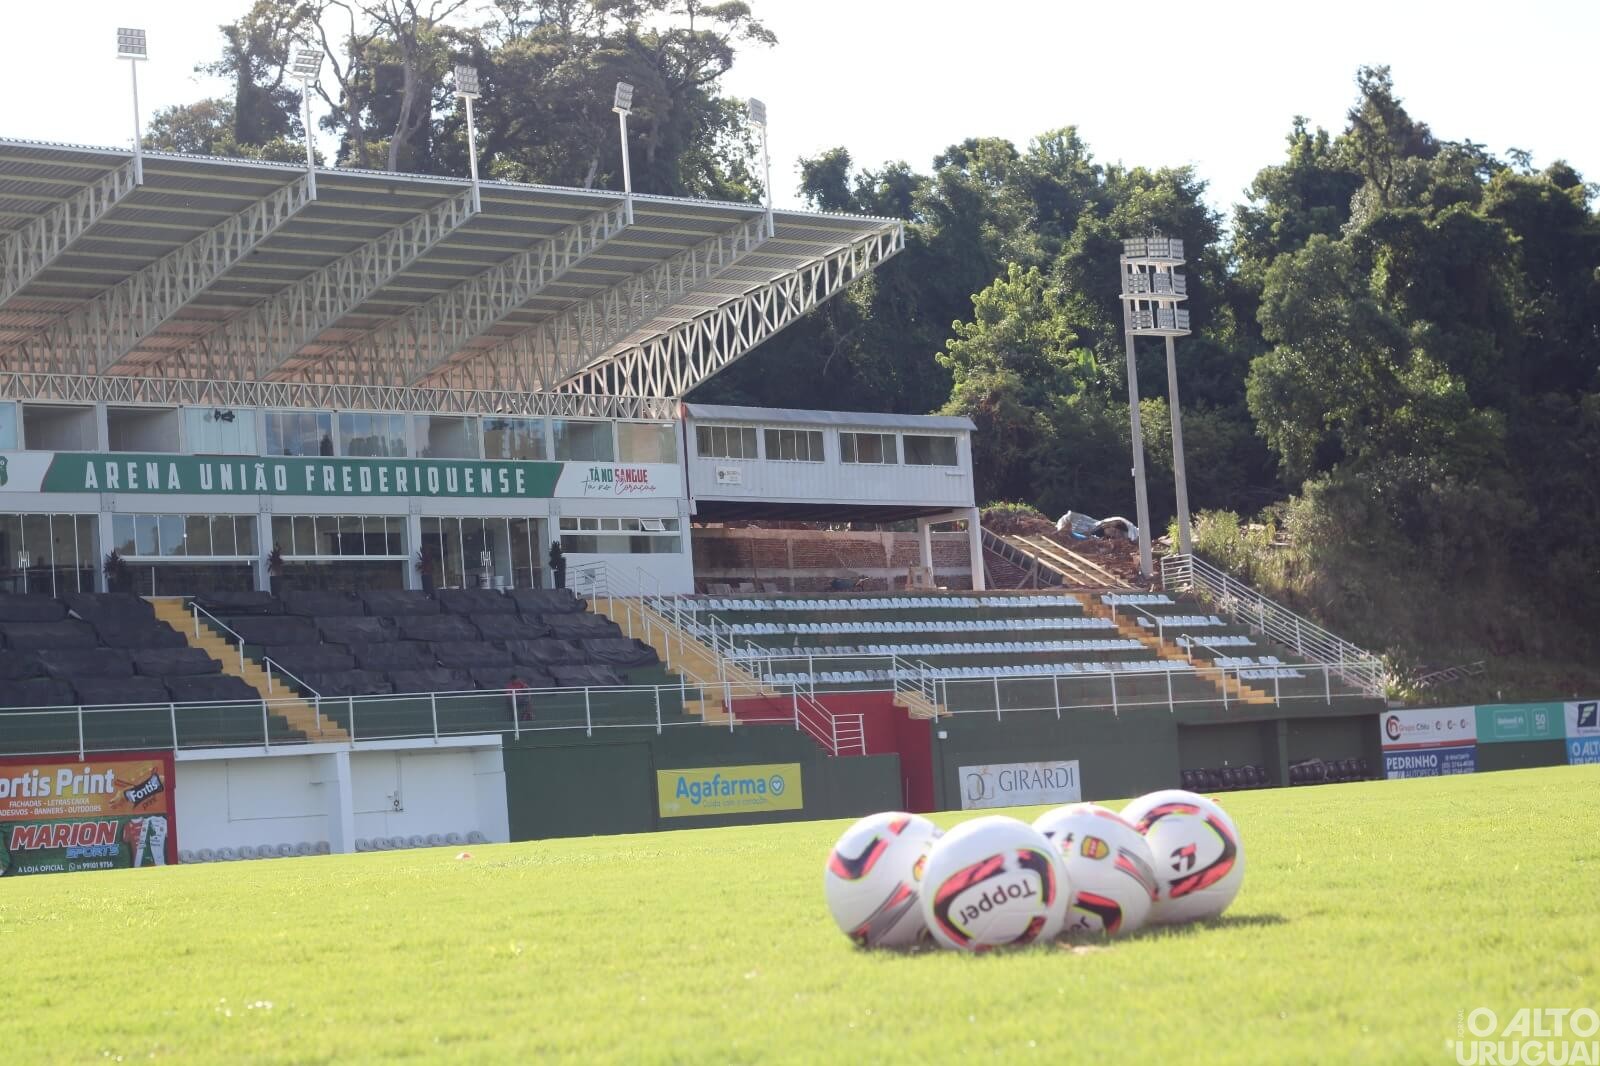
[979, 509, 1056, 536]
[1043, 529, 1152, 588]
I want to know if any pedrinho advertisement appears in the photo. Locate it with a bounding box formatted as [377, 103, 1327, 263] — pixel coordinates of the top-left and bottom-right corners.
[1566, 700, 1600, 766]
[959, 760, 1082, 810]
[0, 752, 177, 876]
[1379, 707, 1478, 779]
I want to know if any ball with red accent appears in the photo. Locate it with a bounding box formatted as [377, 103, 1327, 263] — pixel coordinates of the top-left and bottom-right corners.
[823, 812, 941, 949]
[919, 815, 1067, 952]
[1120, 790, 1245, 924]
[1032, 803, 1159, 938]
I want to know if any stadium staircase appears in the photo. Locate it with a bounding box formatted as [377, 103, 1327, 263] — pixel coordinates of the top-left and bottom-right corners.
[1078, 596, 1274, 706]
[149, 597, 345, 741]
[981, 528, 1130, 590]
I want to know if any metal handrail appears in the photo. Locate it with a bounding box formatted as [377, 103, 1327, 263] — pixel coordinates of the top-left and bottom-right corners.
[1161, 553, 1386, 696]
[190, 600, 250, 672]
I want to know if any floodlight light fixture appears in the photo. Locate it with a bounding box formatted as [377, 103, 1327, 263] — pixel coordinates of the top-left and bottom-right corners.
[117, 28, 147, 59]
[613, 81, 634, 113]
[613, 83, 635, 220]
[292, 48, 323, 80]
[454, 64, 480, 98]
[747, 97, 767, 127]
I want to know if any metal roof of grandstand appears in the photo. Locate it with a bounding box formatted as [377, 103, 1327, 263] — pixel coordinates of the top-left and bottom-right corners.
[0, 139, 903, 409]
[683, 403, 975, 432]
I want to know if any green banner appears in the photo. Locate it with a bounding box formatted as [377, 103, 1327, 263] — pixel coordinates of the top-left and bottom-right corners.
[40, 453, 562, 500]
[1474, 703, 1565, 744]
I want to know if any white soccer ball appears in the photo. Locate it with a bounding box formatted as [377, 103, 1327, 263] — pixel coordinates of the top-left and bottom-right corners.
[1032, 803, 1160, 937]
[1120, 789, 1245, 924]
[823, 812, 941, 949]
[920, 815, 1067, 952]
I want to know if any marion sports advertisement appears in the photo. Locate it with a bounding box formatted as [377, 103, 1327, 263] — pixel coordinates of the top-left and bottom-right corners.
[0, 752, 177, 876]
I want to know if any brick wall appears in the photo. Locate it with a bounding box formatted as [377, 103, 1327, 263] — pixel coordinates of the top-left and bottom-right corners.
[692, 527, 974, 592]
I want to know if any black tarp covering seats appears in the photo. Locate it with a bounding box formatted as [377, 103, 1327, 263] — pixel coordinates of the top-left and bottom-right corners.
[64, 592, 156, 624]
[1, 620, 97, 651]
[0, 678, 74, 707]
[74, 676, 170, 707]
[227, 616, 319, 647]
[91, 619, 187, 649]
[303, 670, 392, 698]
[349, 642, 430, 672]
[361, 590, 439, 616]
[388, 668, 471, 695]
[0, 650, 44, 680]
[396, 614, 479, 643]
[0, 595, 67, 623]
[582, 638, 659, 667]
[550, 664, 626, 688]
[469, 614, 550, 641]
[436, 588, 516, 615]
[545, 613, 622, 639]
[507, 588, 586, 614]
[469, 666, 554, 691]
[132, 647, 220, 677]
[430, 641, 512, 669]
[280, 590, 366, 617]
[38, 648, 134, 679]
[264, 644, 355, 675]
[165, 674, 260, 704]
[505, 638, 589, 667]
[193, 590, 281, 616]
[316, 617, 395, 645]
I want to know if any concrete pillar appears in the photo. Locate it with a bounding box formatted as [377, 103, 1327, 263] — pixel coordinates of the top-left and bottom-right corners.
[965, 507, 986, 591]
[317, 750, 356, 854]
[917, 518, 934, 571]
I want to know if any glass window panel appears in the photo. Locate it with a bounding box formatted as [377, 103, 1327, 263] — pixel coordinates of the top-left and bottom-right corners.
[289, 515, 313, 556]
[234, 516, 257, 556]
[338, 515, 364, 556]
[0, 402, 17, 449]
[551, 419, 614, 462]
[339, 412, 407, 457]
[134, 515, 159, 557]
[841, 432, 897, 464]
[315, 516, 339, 556]
[600, 518, 620, 531]
[208, 515, 235, 556]
[265, 411, 334, 457]
[184, 407, 257, 455]
[385, 516, 405, 556]
[417, 415, 481, 459]
[271, 516, 294, 556]
[157, 515, 185, 557]
[903, 434, 958, 466]
[617, 422, 677, 463]
[763, 428, 823, 462]
[184, 515, 212, 556]
[483, 417, 546, 460]
[112, 514, 135, 557]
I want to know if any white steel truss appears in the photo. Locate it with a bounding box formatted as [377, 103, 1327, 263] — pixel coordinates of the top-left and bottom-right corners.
[559, 224, 903, 397]
[417, 215, 768, 392]
[292, 202, 629, 387]
[0, 369, 675, 419]
[4, 177, 314, 375]
[189, 189, 477, 381]
[0, 162, 139, 311]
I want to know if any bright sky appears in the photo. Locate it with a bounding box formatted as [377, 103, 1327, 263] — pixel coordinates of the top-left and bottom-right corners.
[3, 0, 1596, 217]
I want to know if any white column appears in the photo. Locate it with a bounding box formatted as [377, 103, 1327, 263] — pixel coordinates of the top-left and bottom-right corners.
[317, 750, 356, 855]
[965, 506, 986, 592]
[917, 518, 934, 571]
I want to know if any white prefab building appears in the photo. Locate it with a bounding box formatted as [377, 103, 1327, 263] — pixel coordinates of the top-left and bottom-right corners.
[683, 403, 985, 589]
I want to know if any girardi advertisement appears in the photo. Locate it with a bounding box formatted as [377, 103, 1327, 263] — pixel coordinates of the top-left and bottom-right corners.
[0, 451, 674, 501]
[0, 752, 178, 876]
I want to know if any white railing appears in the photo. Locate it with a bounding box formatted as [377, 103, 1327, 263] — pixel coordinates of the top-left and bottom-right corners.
[1161, 553, 1386, 696]
[190, 600, 248, 673]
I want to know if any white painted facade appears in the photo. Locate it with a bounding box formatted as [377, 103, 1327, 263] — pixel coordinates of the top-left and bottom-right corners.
[174, 738, 509, 856]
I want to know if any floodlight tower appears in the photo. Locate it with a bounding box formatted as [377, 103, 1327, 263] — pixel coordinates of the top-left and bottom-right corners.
[1119, 235, 1195, 576]
[612, 81, 634, 223]
[455, 65, 482, 212]
[116, 28, 148, 184]
[747, 97, 773, 237]
[290, 48, 322, 198]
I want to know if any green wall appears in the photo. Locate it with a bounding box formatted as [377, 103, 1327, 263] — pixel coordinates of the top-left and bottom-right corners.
[502, 725, 900, 840]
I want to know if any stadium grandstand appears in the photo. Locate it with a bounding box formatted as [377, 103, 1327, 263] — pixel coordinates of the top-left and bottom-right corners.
[0, 135, 1389, 863]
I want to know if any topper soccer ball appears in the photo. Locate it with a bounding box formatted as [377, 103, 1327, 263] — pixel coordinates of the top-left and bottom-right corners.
[1121, 789, 1245, 924]
[1032, 804, 1160, 937]
[823, 812, 941, 949]
[920, 816, 1067, 952]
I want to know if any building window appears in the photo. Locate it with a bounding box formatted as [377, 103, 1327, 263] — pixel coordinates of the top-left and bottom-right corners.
[416, 414, 482, 459]
[271, 514, 404, 558]
[558, 516, 681, 554]
[902, 434, 959, 466]
[22, 405, 97, 452]
[113, 513, 258, 559]
[184, 407, 258, 455]
[265, 410, 334, 457]
[0, 402, 17, 449]
[0, 513, 97, 595]
[107, 407, 180, 453]
[551, 419, 615, 462]
[420, 516, 545, 590]
[617, 422, 677, 463]
[695, 424, 758, 459]
[840, 431, 897, 464]
[763, 428, 824, 462]
[483, 417, 547, 460]
[338, 412, 408, 457]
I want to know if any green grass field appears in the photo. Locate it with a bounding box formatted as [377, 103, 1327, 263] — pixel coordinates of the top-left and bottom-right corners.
[4, 766, 1597, 1063]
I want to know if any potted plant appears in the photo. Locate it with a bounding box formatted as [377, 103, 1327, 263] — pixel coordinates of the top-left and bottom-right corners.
[415, 549, 436, 593]
[266, 544, 285, 595]
[103, 549, 130, 594]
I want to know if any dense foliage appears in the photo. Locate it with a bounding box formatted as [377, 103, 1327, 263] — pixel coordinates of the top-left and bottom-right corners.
[156, 10, 1599, 672]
